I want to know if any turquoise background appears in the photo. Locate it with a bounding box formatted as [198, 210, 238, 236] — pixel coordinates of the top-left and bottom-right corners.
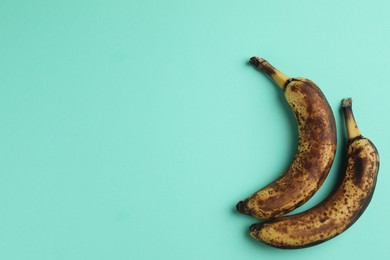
[1, 0, 389, 259]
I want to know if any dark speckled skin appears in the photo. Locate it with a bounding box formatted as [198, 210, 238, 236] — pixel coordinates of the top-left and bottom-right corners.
[237, 60, 337, 219]
[249, 104, 380, 249]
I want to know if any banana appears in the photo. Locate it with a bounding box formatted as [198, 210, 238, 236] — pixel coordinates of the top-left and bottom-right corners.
[236, 57, 337, 219]
[249, 98, 380, 249]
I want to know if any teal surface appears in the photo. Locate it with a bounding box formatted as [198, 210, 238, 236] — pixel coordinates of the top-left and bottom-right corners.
[1, 0, 389, 259]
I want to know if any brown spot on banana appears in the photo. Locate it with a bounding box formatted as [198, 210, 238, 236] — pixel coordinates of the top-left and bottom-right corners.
[249, 98, 380, 249]
[236, 57, 337, 219]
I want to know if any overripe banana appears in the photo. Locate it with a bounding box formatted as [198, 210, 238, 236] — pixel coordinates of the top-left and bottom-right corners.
[236, 57, 337, 219]
[250, 98, 380, 248]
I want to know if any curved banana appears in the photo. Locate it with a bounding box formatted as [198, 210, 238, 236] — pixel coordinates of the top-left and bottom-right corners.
[236, 57, 337, 219]
[250, 98, 380, 249]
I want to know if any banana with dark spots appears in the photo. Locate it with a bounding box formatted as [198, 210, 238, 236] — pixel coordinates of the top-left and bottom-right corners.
[236, 57, 337, 219]
[249, 98, 380, 248]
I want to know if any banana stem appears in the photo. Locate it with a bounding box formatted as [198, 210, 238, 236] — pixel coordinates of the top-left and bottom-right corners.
[342, 98, 362, 141]
[249, 56, 290, 90]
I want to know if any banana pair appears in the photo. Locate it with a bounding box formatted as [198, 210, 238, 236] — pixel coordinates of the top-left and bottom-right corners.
[236, 57, 380, 249]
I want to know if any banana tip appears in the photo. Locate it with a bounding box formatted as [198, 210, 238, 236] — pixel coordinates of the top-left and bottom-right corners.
[249, 223, 263, 232]
[249, 56, 264, 66]
[342, 98, 352, 108]
[236, 201, 248, 213]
